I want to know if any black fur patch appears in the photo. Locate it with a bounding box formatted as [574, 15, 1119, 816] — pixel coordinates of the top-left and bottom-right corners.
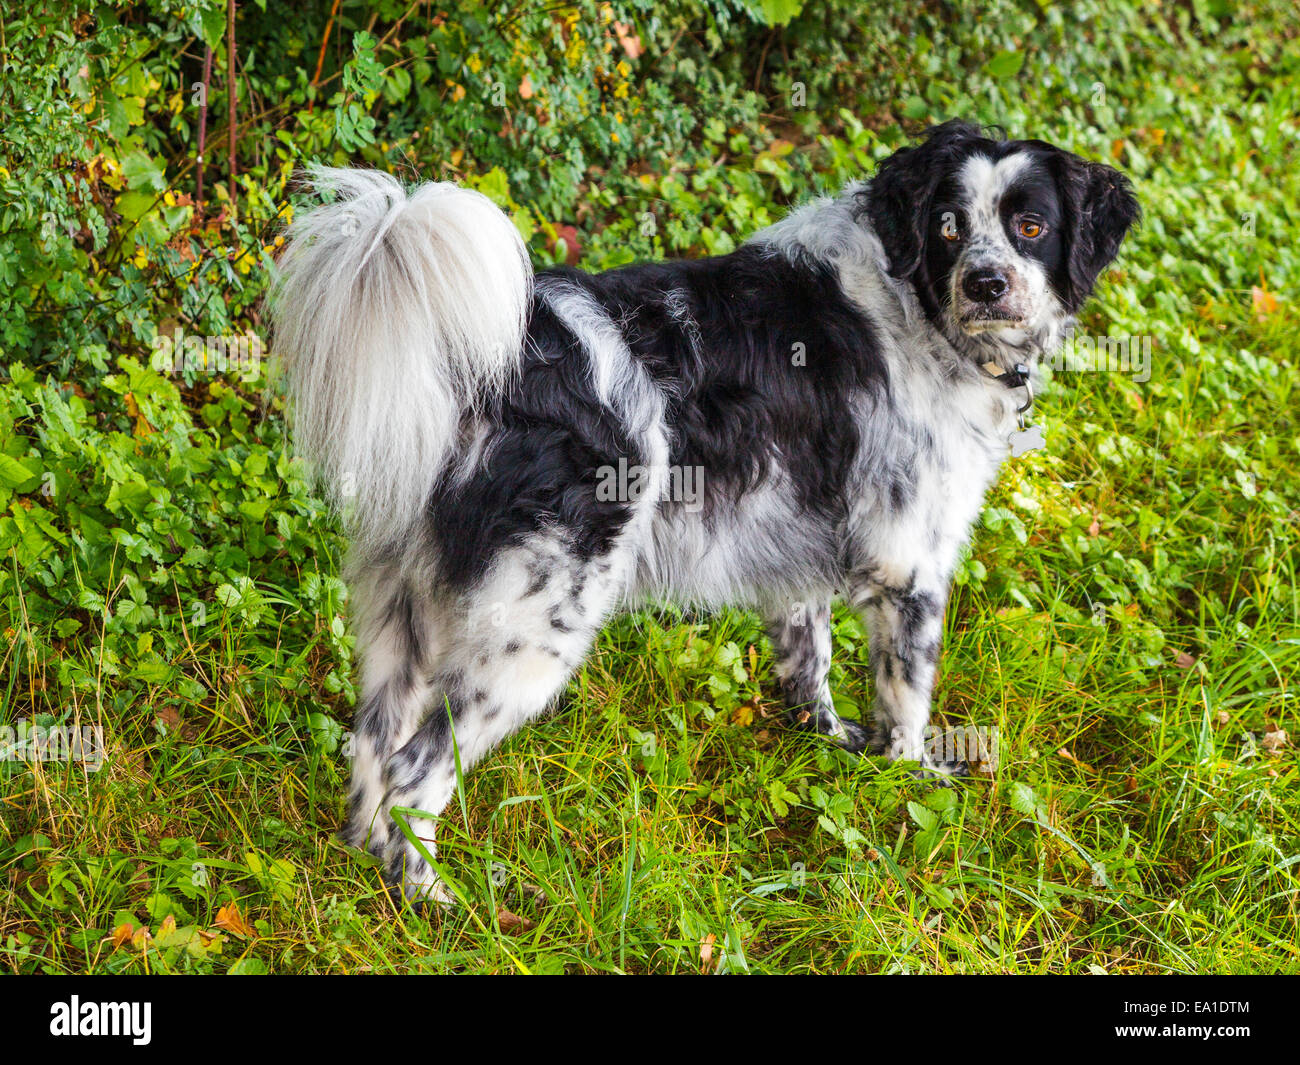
[551, 245, 887, 514]
[428, 298, 641, 588]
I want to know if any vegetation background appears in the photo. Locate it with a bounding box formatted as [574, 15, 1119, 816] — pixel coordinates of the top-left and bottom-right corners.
[1, 0, 1297, 974]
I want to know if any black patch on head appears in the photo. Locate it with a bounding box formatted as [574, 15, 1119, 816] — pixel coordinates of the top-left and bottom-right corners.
[1029, 144, 1140, 311]
[995, 162, 1066, 283]
[864, 120, 994, 319]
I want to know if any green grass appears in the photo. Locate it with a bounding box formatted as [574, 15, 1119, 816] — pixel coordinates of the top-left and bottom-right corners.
[2, 0, 1298, 973]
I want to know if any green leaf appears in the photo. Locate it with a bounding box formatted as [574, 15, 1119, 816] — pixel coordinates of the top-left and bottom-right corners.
[121, 150, 166, 193]
[983, 50, 1026, 78]
[901, 95, 928, 120]
[0, 453, 40, 491]
[908, 801, 938, 832]
[747, 0, 805, 26]
[196, 6, 226, 50]
[1009, 783, 1039, 817]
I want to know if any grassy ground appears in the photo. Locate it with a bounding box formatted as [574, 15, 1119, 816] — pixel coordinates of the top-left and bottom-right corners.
[2, 2, 1298, 973]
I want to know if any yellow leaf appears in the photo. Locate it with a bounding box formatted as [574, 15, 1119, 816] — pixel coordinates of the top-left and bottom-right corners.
[111, 923, 135, 950]
[1251, 285, 1278, 319]
[215, 902, 257, 939]
[124, 392, 154, 438]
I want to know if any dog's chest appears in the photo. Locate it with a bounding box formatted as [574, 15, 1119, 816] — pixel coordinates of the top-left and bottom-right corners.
[850, 370, 1015, 584]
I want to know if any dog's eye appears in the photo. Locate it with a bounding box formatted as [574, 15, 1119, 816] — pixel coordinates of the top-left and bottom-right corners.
[1018, 219, 1044, 239]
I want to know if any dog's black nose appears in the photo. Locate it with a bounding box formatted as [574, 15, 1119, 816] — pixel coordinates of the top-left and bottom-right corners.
[963, 269, 1008, 303]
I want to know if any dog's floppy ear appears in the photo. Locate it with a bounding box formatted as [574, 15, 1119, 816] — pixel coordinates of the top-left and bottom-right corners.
[1046, 150, 1140, 312]
[865, 119, 988, 280]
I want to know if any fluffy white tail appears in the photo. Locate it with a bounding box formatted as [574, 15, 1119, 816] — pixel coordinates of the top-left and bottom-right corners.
[269, 166, 531, 548]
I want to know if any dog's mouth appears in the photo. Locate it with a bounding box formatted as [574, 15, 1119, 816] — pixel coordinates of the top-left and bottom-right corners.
[957, 307, 1027, 333]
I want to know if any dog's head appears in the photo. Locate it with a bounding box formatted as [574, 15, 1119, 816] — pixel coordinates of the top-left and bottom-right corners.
[865, 120, 1139, 351]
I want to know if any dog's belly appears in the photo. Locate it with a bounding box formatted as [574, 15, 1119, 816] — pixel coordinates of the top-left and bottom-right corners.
[626, 479, 841, 610]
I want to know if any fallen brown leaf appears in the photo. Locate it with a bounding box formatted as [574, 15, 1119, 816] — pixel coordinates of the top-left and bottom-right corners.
[1058, 747, 1095, 772]
[1262, 728, 1289, 754]
[549, 222, 581, 266]
[111, 922, 135, 951]
[699, 933, 716, 973]
[215, 902, 256, 939]
[496, 908, 535, 934]
[1251, 285, 1278, 320]
[613, 21, 643, 59]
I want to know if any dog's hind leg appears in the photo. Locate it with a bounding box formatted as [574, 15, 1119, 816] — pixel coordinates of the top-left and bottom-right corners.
[764, 599, 869, 753]
[378, 536, 628, 905]
[343, 568, 439, 859]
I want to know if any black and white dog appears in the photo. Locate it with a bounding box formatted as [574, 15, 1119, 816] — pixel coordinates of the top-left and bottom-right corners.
[270, 120, 1138, 901]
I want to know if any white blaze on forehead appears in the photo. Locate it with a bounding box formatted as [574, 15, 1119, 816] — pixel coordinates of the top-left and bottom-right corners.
[948, 149, 1059, 331]
[957, 151, 1033, 230]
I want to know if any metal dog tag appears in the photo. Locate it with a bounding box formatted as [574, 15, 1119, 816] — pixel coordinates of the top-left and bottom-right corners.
[1009, 423, 1045, 456]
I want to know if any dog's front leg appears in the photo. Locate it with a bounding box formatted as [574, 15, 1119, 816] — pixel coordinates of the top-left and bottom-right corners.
[764, 600, 869, 752]
[852, 576, 951, 769]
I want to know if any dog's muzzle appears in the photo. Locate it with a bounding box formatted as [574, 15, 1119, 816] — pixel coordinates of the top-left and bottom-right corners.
[955, 262, 1029, 331]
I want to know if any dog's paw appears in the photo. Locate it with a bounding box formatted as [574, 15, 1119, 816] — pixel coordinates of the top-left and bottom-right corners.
[911, 759, 970, 784]
[386, 877, 457, 914]
[384, 842, 457, 912]
[866, 724, 892, 757]
[836, 719, 871, 754]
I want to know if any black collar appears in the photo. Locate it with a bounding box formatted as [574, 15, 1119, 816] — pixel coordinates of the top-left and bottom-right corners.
[981, 361, 1034, 415]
